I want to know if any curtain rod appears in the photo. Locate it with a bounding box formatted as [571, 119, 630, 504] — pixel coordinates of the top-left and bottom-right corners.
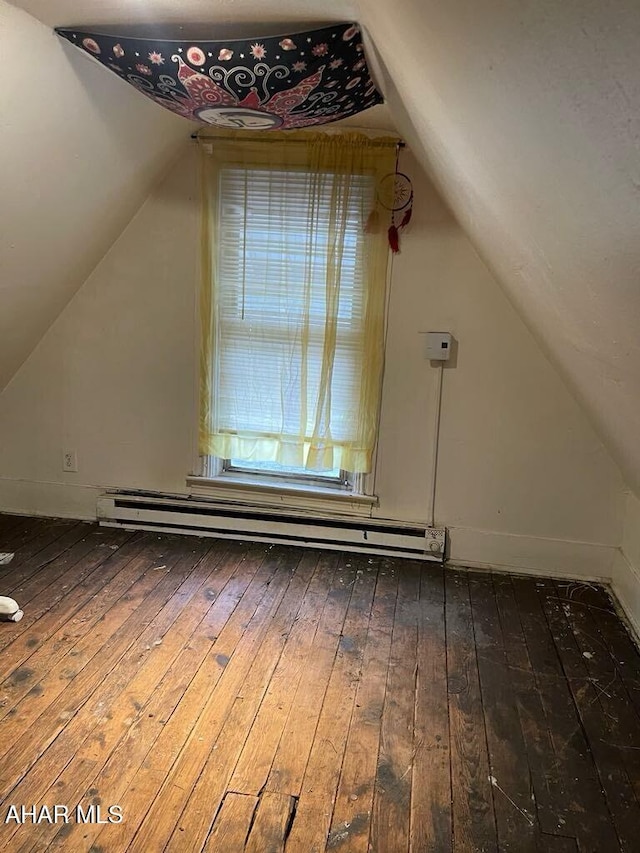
[191, 132, 405, 148]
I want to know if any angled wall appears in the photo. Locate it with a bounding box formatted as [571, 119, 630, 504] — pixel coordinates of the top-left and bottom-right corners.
[0, 1, 190, 390]
[2, 0, 637, 587]
[0, 146, 626, 578]
[361, 0, 640, 501]
[11, 0, 640, 506]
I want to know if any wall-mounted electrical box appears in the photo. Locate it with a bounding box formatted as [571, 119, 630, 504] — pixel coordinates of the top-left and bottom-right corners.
[423, 331, 452, 361]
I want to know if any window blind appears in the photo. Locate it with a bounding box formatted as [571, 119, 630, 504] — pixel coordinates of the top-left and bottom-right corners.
[215, 166, 371, 458]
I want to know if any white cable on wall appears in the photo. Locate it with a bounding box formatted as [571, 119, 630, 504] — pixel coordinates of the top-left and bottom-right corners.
[427, 362, 444, 528]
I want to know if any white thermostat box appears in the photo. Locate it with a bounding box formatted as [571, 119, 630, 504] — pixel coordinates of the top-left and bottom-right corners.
[423, 332, 452, 361]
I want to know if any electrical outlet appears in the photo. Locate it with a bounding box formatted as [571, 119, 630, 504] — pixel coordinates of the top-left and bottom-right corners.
[62, 449, 78, 473]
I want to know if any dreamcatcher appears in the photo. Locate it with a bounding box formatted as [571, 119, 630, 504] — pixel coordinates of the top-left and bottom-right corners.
[378, 172, 414, 253]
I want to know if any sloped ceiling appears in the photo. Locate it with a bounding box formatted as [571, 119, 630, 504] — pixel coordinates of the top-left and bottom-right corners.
[0, 1, 191, 392]
[6, 1, 640, 499]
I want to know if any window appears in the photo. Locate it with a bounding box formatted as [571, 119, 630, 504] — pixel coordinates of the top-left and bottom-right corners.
[197, 131, 397, 497]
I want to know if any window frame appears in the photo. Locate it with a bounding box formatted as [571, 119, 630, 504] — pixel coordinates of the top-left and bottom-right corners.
[190, 452, 374, 514]
[191, 130, 398, 511]
[199, 452, 367, 497]
[203, 162, 375, 495]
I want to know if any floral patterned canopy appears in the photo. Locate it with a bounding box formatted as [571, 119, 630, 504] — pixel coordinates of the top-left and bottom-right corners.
[55, 22, 383, 129]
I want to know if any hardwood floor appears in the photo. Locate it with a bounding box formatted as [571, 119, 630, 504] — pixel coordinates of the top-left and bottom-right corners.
[0, 514, 638, 851]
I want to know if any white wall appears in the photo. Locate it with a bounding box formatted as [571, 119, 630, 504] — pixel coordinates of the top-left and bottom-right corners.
[362, 0, 640, 503]
[0, 147, 200, 502]
[612, 492, 640, 640]
[0, 144, 626, 577]
[376, 150, 625, 576]
[0, 0, 189, 390]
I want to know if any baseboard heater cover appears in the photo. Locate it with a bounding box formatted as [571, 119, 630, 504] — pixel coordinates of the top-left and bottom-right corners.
[97, 491, 446, 562]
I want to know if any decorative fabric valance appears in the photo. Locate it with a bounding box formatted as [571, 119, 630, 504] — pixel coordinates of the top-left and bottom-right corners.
[55, 22, 383, 129]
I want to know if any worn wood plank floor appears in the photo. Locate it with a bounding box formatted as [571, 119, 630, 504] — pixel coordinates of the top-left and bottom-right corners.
[0, 515, 639, 852]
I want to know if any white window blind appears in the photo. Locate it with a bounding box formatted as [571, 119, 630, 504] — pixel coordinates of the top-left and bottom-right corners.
[213, 166, 374, 470]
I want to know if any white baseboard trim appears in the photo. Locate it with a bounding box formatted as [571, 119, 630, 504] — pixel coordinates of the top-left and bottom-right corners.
[0, 478, 99, 521]
[447, 525, 617, 582]
[611, 549, 640, 644]
[0, 479, 622, 585]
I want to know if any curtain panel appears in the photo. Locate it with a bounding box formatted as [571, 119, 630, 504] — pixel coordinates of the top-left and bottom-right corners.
[199, 130, 397, 474]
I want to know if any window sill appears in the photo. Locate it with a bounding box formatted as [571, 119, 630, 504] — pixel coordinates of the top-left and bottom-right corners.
[186, 474, 377, 517]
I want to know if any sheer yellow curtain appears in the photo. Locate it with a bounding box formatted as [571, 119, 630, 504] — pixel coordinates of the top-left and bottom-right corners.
[199, 130, 397, 474]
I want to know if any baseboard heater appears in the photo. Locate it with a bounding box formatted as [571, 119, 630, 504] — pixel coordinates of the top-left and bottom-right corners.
[97, 491, 446, 562]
